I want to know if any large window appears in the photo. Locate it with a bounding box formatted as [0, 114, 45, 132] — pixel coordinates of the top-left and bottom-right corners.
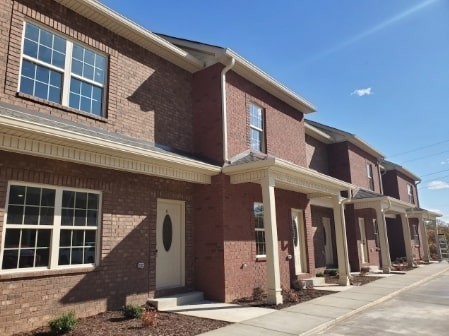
[249, 103, 265, 152]
[254, 202, 266, 256]
[19, 22, 107, 117]
[1, 183, 100, 271]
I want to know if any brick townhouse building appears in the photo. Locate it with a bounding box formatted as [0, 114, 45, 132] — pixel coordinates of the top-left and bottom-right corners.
[0, 0, 441, 335]
[305, 120, 440, 273]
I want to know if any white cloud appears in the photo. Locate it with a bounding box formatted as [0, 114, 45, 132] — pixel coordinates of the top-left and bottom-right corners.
[427, 181, 449, 190]
[351, 87, 373, 97]
[441, 159, 449, 165]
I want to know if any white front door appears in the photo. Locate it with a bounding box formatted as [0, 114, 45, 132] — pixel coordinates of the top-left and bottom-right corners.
[359, 218, 369, 264]
[323, 217, 334, 266]
[291, 209, 307, 274]
[156, 199, 185, 290]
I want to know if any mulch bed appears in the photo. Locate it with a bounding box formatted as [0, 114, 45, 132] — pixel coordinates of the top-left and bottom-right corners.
[13, 311, 229, 336]
[325, 274, 384, 286]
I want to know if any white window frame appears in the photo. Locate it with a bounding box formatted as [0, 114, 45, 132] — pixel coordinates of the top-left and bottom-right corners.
[18, 21, 107, 117]
[407, 184, 415, 204]
[254, 202, 266, 257]
[249, 103, 265, 152]
[366, 163, 374, 191]
[0, 181, 101, 274]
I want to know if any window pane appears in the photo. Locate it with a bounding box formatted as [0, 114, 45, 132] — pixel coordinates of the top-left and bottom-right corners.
[69, 93, 80, 110]
[84, 247, 95, 264]
[19, 249, 35, 268]
[72, 230, 84, 246]
[71, 248, 83, 264]
[80, 96, 91, 113]
[2, 250, 19, 269]
[38, 45, 52, 63]
[7, 205, 24, 224]
[21, 229, 36, 248]
[20, 77, 34, 95]
[52, 51, 65, 68]
[36, 230, 51, 247]
[39, 207, 54, 225]
[88, 193, 99, 210]
[25, 23, 39, 41]
[9, 185, 26, 204]
[94, 69, 105, 84]
[83, 64, 94, 80]
[41, 188, 55, 206]
[95, 54, 106, 70]
[35, 249, 49, 267]
[53, 35, 66, 53]
[40, 30, 52, 48]
[35, 81, 49, 100]
[62, 191, 75, 208]
[23, 39, 38, 58]
[58, 248, 70, 265]
[61, 208, 74, 226]
[91, 100, 101, 116]
[75, 192, 87, 209]
[48, 86, 61, 104]
[92, 86, 102, 102]
[36, 66, 49, 83]
[22, 60, 36, 79]
[84, 49, 95, 65]
[60, 230, 72, 247]
[74, 209, 86, 226]
[70, 77, 81, 94]
[4, 229, 21, 248]
[72, 44, 83, 61]
[81, 82, 92, 98]
[86, 210, 98, 226]
[72, 59, 83, 76]
[24, 206, 39, 225]
[26, 187, 41, 205]
[85, 231, 96, 246]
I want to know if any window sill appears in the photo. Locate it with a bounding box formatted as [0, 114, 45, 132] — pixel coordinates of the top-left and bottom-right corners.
[0, 265, 96, 281]
[256, 256, 267, 262]
[16, 92, 108, 123]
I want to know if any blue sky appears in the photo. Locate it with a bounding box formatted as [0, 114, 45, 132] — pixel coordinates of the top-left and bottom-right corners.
[100, 0, 449, 222]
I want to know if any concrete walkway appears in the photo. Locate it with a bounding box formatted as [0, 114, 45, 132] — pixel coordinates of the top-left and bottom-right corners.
[199, 262, 449, 335]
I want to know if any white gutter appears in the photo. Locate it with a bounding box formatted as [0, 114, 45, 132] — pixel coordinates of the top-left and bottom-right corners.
[221, 57, 235, 163]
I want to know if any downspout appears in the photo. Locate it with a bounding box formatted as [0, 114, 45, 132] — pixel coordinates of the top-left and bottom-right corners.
[221, 57, 235, 163]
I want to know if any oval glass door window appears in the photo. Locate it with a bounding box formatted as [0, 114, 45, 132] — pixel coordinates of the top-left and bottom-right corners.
[162, 214, 173, 251]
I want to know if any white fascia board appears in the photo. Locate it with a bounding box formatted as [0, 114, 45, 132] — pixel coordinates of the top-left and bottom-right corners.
[382, 160, 421, 182]
[351, 195, 414, 210]
[223, 157, 352, 192]
[304, 122, 333, 144]
[223, 50, 316, 114]
[55, 0, 203, 72]
[0, 114, 221, 176]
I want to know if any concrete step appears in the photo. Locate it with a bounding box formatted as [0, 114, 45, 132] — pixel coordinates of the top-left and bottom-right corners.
[147, 291, 204, 310]
[303, 276, 326, 287]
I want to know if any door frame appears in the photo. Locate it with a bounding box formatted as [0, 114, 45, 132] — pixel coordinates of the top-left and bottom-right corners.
[155, 198, 185, 290]
[291, 209, 307, 274]
[358, 217, 369, 264]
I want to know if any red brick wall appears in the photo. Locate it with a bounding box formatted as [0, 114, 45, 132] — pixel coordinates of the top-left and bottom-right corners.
[0, 151, 195, 335]
[305, 135, 329, 174]
[1, 0, 194, 153]
[382, 171, 400, 199]
[382, 171, 418, 205]
[347, 143, 381, 192]
[353, 208, 381, 269]
[328, 142, 351, 183]
[408, 218, 425, 261]
[192, 64, 223, 165]
[226, 72, 306, 166]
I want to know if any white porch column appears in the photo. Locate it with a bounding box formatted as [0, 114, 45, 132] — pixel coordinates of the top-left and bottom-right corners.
[400, 214, 414, 265]
[419, 217, 430, 262]
[375, 205, 391, 273]
[260, 175, 282, 304]
[332, 198, 350, 286]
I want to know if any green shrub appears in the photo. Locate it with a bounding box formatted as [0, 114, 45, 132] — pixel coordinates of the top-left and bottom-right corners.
[48, 312, 77, 335]
[123, 304, 144, 319]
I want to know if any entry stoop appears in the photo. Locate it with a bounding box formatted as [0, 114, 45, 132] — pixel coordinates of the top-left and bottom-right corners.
[147, 291, 204, 310]
[303, 277, 326, 287]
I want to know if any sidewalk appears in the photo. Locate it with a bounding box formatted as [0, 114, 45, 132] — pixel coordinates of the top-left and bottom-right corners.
[200, 262, 449, 336]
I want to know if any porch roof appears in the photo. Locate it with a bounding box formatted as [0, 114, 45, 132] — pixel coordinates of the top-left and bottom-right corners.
[0, 102, 221, 184]
[352, 193, 416, 214]
[222, 152, 352, 197]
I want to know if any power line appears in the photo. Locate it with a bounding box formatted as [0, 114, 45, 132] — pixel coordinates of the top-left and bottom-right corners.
[388, 138, 449, 158]
[420, 168, 449, 178]
[400, 149, 449, 163]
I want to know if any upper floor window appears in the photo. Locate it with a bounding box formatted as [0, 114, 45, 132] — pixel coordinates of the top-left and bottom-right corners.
[1, 183, 101, 272]
[254, 202, 266, 257]
[249, 103, 265, 152]
[407, 184, 415, 204]
[366, 163, 374, 191]
[19, 22, 107, 117]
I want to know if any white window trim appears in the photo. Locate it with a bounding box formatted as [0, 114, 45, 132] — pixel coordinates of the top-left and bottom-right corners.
[249, 103, 265, 153]
[254, 202, 266, 258]
[366, 163, 374, 190]
[0, 181, 102, 274]
[18, 20, 108, 117]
